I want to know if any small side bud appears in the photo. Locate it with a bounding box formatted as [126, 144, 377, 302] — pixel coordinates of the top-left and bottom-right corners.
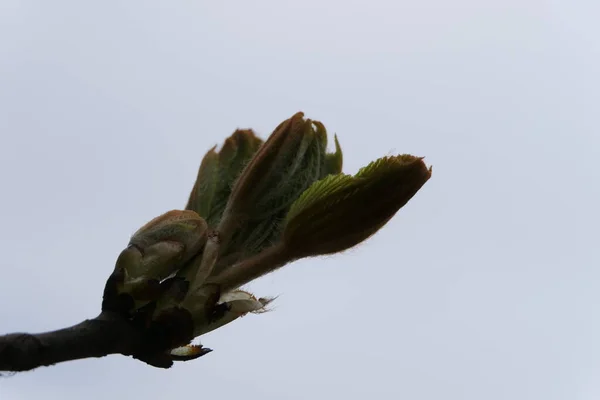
[107, 210, 208, 311]
[167, 289, 273, 361]
[189, 290, 273, 338]
[169, 344, 212, 362]
[126, 210, 208, 280]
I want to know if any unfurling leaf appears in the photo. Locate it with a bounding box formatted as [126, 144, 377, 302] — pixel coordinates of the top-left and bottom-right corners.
[282, 155, 432, 258]
[217, 112, 321, 244]
[185, 147, 218, 221]
[185, 130, 263, 227]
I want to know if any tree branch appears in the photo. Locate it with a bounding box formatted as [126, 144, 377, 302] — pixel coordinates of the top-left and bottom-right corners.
[0, 312, 153, 372]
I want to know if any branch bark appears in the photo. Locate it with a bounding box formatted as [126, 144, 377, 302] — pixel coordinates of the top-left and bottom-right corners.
[0, 312, 163, 372]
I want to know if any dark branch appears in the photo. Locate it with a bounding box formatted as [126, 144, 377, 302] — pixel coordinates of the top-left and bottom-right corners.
[0, 312, 168, 372]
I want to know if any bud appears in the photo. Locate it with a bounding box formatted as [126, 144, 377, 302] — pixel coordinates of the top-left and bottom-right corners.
[127, 210, 208, 279]
[218, 115, 341, 265]
[190, 112, 344, 288]
[104, 210, 208, 311]
[219, 113, 344, 243]
[282, 155, 432, 258]
[97, 114, 433, 367]
[216, 112, 310, 241]
[169, 344, 212, 362]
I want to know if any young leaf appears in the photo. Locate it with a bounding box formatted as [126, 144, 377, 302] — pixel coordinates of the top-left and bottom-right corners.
[185, 130, 263, 227]
[208, 113, 342, 276]
[322, 134, 343, 177]
[282, 155, 432, 258]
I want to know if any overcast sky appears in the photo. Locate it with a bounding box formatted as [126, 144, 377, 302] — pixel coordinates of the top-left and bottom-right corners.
[0, 1, 598, 399]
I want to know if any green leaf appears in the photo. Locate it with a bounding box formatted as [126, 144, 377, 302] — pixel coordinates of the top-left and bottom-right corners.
[185, 130, 263, 227]
[185, 147, 218, 220]
[283, 155, 432, 258]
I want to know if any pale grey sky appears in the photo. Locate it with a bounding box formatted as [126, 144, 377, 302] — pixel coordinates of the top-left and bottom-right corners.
[0, 1, 599, 399]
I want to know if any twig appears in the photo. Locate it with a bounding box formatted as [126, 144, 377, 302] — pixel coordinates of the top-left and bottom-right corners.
[0, 312, 152, 372]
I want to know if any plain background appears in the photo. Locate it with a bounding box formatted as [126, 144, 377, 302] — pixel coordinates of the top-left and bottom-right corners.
[0, 1, 598, 399]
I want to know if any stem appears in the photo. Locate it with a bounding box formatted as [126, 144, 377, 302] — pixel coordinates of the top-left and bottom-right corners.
[0, 312, 142, 372]
[208, 244, 292, 292]
[191, 231, 221, 291]
[191, 211, 242, 290]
